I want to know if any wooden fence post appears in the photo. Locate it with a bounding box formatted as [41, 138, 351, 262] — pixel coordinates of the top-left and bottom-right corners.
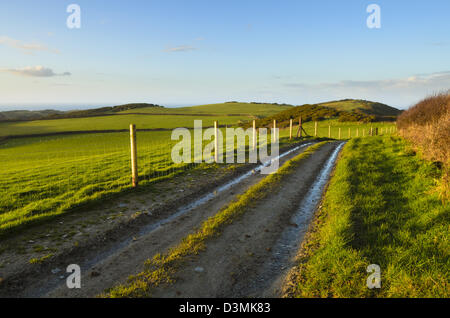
[348, 127, 351, 139]
[273, 119, 277, 143]
[289, 118, 293, 140]
[356, 128, 359, 137]
[252, 119, 256, 150]
[314, 121, 318, 137]
[328, 125, 331, 138]
[297, 116, 303, 138]
[214, 120, 219, 163]
[338, 127, 341, 140]
[130, 124, 138, 187]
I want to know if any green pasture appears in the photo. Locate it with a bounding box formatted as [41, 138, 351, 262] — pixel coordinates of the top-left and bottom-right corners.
[0, 119, 396, 236]
[0, 114, 250, 137]
[0, 128, 281, 236]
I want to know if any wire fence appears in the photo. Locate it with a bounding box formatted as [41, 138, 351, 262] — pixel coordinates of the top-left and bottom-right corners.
[0, 121, 397, 234]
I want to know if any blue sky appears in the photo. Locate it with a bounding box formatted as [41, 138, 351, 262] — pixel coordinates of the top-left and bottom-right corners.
[0, 0, 449, 110]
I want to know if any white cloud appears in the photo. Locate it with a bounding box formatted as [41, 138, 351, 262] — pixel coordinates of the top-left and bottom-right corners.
[281, 71, 450, 108]
[0, 36, 60, 55]
[1, 66, 71, 77]
[429, 42, 449, 47]
[286, 71, 450, 91]
[164, 45, 197, 53]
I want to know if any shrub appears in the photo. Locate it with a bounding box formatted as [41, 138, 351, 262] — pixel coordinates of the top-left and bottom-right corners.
[397, 91, 450, 201]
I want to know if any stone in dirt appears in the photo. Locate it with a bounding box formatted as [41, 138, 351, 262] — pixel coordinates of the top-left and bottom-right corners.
[90, 271, 100, 277]
[194, 267, 204, 273]
[51, 268, 61, 274]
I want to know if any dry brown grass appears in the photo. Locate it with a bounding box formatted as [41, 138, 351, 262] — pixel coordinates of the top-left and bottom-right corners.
[397, 92, 450, 201]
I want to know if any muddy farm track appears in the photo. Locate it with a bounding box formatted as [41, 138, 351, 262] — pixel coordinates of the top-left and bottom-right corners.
[0, 140, 345, 298]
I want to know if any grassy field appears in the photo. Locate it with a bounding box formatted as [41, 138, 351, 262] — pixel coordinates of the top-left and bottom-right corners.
[0, 103, 292, 137]
[0, 127, 289, 237]
[288, 136, 449, 297]
[0, 118, 397, 237]
[0, 132, 156, 236]
[0, 114, 247, 137]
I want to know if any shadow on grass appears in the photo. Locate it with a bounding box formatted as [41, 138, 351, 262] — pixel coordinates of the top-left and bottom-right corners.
[345, 137, 421, 265]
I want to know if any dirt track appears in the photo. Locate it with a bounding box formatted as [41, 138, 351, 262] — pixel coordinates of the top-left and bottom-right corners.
[149, 142, 344, 298]
[0, 140, 344, 298]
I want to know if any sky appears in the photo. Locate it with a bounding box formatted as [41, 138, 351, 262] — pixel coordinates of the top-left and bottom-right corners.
[0, 0, 449, 110]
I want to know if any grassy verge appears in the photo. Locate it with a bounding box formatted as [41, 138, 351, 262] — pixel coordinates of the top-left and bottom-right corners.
[106, 141, 329, 297]
[286, 136, 449, 298]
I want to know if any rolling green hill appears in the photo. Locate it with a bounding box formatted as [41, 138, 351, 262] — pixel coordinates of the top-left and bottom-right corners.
[0, 110, 64, 122]
[0, 114, 247, 137]
[0, 104, 162, 122]
[0, 100, 399, 138]
[317, 99, 402, 118]
[118, 102, 293, 116]
[0, 102, 292, 138]
[241, 99, 401, 129]
[43, 103, 164, 119]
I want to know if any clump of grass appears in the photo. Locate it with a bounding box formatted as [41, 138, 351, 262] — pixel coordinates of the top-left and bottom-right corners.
[286, 137, 449, 298]
[29, 253, 53, 264]
[105, 141, 329, 297]
[32, 245, 45, 253]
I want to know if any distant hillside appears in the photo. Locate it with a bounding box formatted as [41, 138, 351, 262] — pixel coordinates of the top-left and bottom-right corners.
[0, 110, 64, 122]
[117, 102, 293, 117]
[0, 100, 399, 124]
[1, 102, 291, 123]
[240, 104, 365, 129]
[174, 102, 293, 116]
[0, 103, 164, 122]
[317, 99, 401, 120]
[240, 99, 400, 129]
[43, 103, 164, 120]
